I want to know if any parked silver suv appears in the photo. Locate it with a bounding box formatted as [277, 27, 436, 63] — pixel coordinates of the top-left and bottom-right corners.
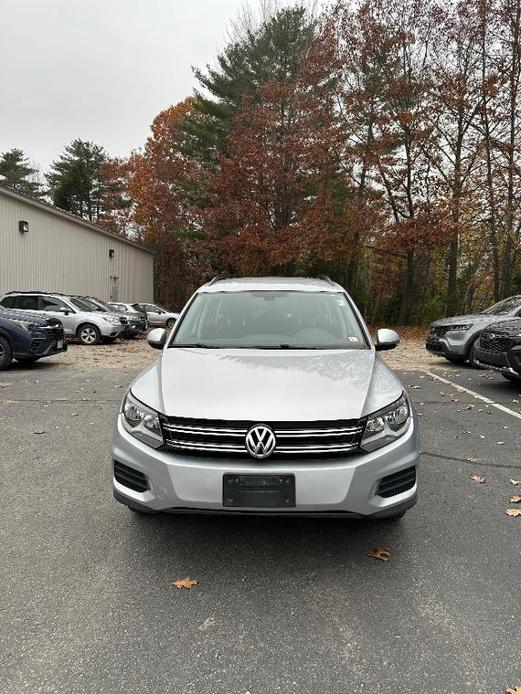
[0, 292, 128, 345]
[113, 277, 419, 520]
[131, 302, 179, 328]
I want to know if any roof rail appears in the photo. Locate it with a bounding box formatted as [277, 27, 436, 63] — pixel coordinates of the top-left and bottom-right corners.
[318, 275, 335, 286]
[208, 274, 229, 286]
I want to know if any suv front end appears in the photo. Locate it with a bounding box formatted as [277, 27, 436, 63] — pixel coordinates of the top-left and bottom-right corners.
[112, 278, 419, 520]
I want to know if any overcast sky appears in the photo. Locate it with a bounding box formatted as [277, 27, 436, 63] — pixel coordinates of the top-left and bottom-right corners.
[0, 0, 252, 172]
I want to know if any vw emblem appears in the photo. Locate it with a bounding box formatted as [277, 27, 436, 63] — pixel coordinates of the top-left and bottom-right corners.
[488, 334, 495, 340]
[245, 424, 276, 459]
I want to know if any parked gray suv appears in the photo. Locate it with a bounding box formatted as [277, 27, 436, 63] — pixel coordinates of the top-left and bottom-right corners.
[426, 295, 521, 366]
[0, 292, 128, 345]
[113, 277, 419, 520]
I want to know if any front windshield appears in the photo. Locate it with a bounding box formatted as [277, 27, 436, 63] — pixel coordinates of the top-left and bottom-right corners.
[171, 291, 368, 349]
[70, 297, 97, 312]
[482, 296, 521, 315]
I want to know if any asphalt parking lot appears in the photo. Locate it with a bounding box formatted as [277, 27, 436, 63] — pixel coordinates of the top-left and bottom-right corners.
[1, 356, 521, 693]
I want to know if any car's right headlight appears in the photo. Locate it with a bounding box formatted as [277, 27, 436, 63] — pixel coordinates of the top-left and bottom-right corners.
[11, 319, 37, 332]
[121, 391, 164, 449]
[361, 393, 411, 452]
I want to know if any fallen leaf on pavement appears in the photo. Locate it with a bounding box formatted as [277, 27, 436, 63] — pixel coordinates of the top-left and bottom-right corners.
[171, 577, 199, 590]
[506, 686, 521, 694]
[505, 509, 521, 517]
[510, 480, 521, 486]
[471, 475, 486, 484]
[466, 457, 478, 463]
[497, 441, 504, 445]
[465, 404, 474, 410]
[510, 495, 521, 504]
[367, 547, 390, 561]
[33, 431, 46, 435]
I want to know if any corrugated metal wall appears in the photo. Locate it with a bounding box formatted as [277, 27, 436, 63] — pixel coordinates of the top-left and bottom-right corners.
[0, 193, 154, 302]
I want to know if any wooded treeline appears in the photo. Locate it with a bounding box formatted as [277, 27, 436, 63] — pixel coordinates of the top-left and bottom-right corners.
[3, 0, 521, 323]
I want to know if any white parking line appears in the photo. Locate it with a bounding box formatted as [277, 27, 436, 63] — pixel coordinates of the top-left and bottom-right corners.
[426, 371, 521, 422]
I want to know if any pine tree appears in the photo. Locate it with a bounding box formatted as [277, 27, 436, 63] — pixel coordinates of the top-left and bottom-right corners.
[0, 148, 43, 197]
[182, 6, 317, 162]
[46, 139, 106, 221]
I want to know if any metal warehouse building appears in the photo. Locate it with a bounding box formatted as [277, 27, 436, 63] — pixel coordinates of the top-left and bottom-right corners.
[0, 185, 154, 302]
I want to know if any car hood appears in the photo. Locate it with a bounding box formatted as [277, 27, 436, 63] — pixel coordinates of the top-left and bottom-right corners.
[0, 308, 55, 325]
[431, 313, 515, 327]
[130, 348, 404, 421]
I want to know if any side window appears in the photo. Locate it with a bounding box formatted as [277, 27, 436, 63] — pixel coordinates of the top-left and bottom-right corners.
[40, 296, 68, 311]
[115, 304, 126, 311]
[145, 304, 157, 312]
[0, 296, 18, 308]
[17, 295, 39, 310]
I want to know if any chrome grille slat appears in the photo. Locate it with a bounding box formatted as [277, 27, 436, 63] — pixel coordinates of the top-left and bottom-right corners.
[160, 416, 364, 458]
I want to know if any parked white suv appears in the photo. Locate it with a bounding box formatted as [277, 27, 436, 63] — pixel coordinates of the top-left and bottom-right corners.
[0, 292, 128, 345]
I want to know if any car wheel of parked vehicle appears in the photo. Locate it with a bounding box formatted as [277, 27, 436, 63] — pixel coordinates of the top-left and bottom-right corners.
[15, 356, 39, 364]
[166, 318, 176, 328]
[77, 324, 101, 345]
[0, 335, 13, 370]
[501, 373, 521, 383]
[467, 338, 480, 368]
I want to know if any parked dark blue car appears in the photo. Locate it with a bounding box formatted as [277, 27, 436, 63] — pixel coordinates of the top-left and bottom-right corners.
[0, 307, 67, 370]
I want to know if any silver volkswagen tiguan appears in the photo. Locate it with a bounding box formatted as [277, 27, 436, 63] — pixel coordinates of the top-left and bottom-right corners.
[112, 277, 419, 520]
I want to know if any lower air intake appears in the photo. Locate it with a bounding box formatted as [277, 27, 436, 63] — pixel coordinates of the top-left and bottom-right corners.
[376, 467, 416, 498]
[113, 461, 148, 492]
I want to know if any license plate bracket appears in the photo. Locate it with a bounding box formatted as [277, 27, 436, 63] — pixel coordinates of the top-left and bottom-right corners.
[223, 474, 295, 508]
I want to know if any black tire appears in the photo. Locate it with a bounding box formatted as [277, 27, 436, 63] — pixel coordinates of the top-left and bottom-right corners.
[467, 338, 480, 368]
[445, 356, 465, 364]
[0, 335, 13, 371]
[166, 318, 176, 329]
[383, 510, 407, 522]
[501, 373, 521, 383]
[15, 356, 39, 364]
[77, 324, 101, 346]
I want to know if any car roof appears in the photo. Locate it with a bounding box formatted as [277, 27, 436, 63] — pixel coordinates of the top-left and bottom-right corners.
[198, 276, 344, 294]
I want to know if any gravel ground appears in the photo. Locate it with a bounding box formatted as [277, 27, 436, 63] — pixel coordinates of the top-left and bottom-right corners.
[48, 329, 443, 371]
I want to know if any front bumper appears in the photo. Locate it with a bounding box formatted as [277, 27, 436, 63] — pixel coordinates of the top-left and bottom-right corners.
[112, 413, 419, 517]
[99, 322, 126, 338]
[426, 332, 469, 358]
[474, 344, 521, 377]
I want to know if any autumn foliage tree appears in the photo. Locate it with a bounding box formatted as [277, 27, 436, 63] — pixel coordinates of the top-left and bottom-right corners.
[98, 0, 521, 322]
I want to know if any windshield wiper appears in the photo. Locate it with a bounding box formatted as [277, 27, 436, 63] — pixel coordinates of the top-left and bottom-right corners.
[171, 342, 214, 349]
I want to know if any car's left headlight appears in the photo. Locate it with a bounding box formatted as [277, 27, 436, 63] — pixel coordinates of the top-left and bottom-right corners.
[361, 393, 411, 452]
[121, 391, 164, 448]
[447, 324, 472, 332]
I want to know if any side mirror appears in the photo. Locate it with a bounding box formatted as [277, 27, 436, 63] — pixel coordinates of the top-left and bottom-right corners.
[147, 328, 167, 350]
[58, 307, 70, 315]
[375, 328, 400, 351]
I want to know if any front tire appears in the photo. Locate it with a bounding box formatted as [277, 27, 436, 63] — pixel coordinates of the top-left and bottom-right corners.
[383, 510, 407, 523]
[0, 335, 13, 370]
[77, 324, 101, 345]
[166, 318, 176, 329]
[445, 356, 465, 364]
[502, 373, 521, 383]
[467, 338, 480, 368]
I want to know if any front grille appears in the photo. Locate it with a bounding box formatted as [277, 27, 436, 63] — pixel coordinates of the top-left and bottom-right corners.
[113, 461, 148, 492]
[479, 334, 514, 354]
[160, 416, 365, 458]
[376, 467, 416, 498]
